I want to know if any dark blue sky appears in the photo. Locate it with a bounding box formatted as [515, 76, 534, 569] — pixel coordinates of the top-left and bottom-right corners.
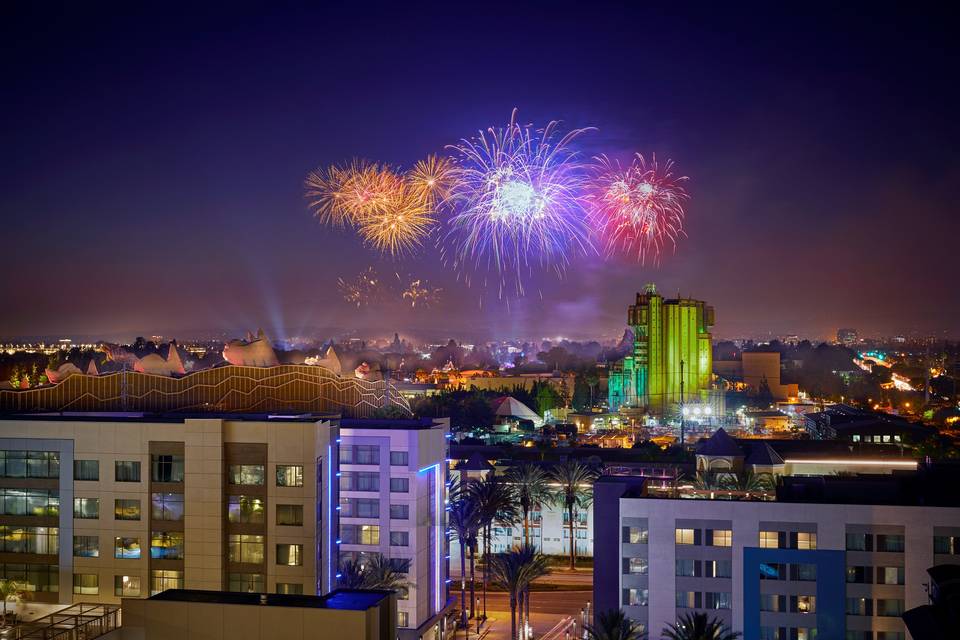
[3, 2, 958, 342]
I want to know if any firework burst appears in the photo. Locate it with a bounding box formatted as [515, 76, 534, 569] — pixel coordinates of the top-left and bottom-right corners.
[356, 181, 435, 256]
[400, 277, 442, 308]
[337, 266, 387, 307]
[406, 154, 458, 209]
[587, 153, 688, 264]
[444, 109, 594, 298]
[304, 163, 357, 228]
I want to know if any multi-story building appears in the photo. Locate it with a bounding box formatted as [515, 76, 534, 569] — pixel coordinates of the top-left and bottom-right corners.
[608, 284, 716, 417]
[594, 465, 960, 640]
[0, 413, 450, 640]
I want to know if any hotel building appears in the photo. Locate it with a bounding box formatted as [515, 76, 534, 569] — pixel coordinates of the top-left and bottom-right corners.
[594, 465, 960, 640]
[0, 413, 450, 640]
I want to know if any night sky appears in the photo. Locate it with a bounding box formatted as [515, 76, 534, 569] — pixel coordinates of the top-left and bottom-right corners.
[3, 3, 958, 342]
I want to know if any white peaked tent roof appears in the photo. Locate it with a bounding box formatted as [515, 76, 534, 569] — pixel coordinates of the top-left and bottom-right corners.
[494, 396, 541, 421]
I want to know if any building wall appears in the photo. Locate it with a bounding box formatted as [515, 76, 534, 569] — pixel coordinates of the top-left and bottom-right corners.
[596, 494, 960, 640]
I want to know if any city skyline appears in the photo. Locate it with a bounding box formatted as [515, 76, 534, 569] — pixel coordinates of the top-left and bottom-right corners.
[4, 4, 959, 340]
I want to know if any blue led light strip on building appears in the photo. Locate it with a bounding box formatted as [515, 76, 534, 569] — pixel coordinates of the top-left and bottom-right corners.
[419, 463, 443, 613]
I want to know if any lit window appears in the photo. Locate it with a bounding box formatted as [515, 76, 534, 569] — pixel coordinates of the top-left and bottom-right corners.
[73, 535, 99, 558]
[227, 495, 265, 524]
[626, 558, 648, 575]
[151, 493, 184, 521]
[151, 569, 183, 595]
[276, 544, 303, 566]
[74, 497, 99, 519]
[624, 588, 648, 607]
[759, 531, 779, 548]
[114, 537, 141, 559]
[73, 573, 98, 595]
[114, 499, 141, 521]
[622, 527, 648, 544]
[277, 582, 303, 595]
[228, 534, 265, 564]
[228, 464, 264, 486]
[276, 465, 303, 487]
[150, 531, 184, 560]
[398, 611, 410, 627]
[795, 595, 816, 613]
[115, 575, 141, 597]
[675, 528, 695, 545]
[227, 572, 265, 593]
[796, 532, 817, 550]
[711, 529, 732, 547]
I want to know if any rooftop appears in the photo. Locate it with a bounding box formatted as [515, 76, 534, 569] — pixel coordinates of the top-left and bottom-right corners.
[148, 588, 393, 611]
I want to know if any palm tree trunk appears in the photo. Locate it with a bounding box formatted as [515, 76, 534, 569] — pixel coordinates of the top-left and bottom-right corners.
[524, 587, 531, 639]
[568, 503, 576, 570]
[459, 541, 467, 628]
[509, 594, 517, 640]
[523, 506, 530, 546]
[518, 590, 525, 640]
[482, 524, 489, 619]
[468, 540, 476, 619]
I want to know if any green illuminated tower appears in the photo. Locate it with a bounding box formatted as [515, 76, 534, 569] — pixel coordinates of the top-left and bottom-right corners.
[608, 284, 714, 416]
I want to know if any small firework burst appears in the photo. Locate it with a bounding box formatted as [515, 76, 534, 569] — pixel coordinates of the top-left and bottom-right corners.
[356, 182, 435, 256]
[337, 266, 387, 307]
[587, 153, 688, 264]
[400, 278, 442, 308]
[406, 154, 458, 209]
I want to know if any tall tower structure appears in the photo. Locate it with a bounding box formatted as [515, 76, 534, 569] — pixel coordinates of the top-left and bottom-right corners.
[609, 284, 715, 416]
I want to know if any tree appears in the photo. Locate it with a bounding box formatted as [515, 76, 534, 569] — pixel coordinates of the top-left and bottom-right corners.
[662, 612, 741, 640]
[692, 471, 727, 491]
[535, 383, 562, 415]
[730, 471, 774, 495]
[448, 488, 481, 628]
[0, 579, 24, 626]
[571, 375, 591, 412]
[504, 463, 555, 546]
[336, 554, 409, 591]
[488, 546, 550, 640]
[549, 459, 600, 569]
[467, 473, 519, 620]
[585, 609, 646, 640]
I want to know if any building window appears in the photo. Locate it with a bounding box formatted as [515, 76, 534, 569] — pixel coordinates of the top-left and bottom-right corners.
[228, 572, 265, 593]
[759, 531, 779, 548]
[624, 557, 648, 575]
[340, 445, 380, 465]
[73, 535, 99, 558]
[876, 599, 905, 617]
[623, 588, 648, 607]
[151, 493, 184, 521]
[115, 461, 141, 483]
[276, 465, 304, 487]
[398, 611, 410, 627]
[150, 532, 185, 560]
[676, 591, 699, 609]
[115, 575, 141, 597]
[623, 527, 648, 544]
[227, 495, 265, 524]
[114, 499, 141, 521]
[846, 566, 872, 583]
[760, 627, 782, 640]
[277, 582, 303, 595]
[114, 537, 141, 559]
[794, 595, 816, 613]
[340, 524, 380, 545]
[74, 497, 99, 519]
[341, 497, 380, 518]
[73, 573, 98, 595]
[228, 464, 265, 486]
[390, 451, 409, 466]
[877, 566, 905, 585]
[710, 529, 732, 547]
[876, 534, 904, 552]
[276, 504, 304, 526]
[846, 532, 872, 551]
[934, 535, 959, 554]
[151, 455, 184, 483]
[796, 532, 817, 550]
[675, 559, 698, 577]
[846, 597, 872, 616]
[228, 534, 265, 564]
[876, 633, 905, 640]
[340, 471, 379, 492]
[675, 528, 695, 545]
[0, 488, 59, 517]
[0, 451, 60, 478]
[74, 460, 99, 481]
[0, 526, 59, 554]
[796, 628, 817, 640]
[791, 563, 817, 581]
[390, 477, 409, 493]
[759, 562, 785, 580]
[846, 632, 872, 640]
[390, 531, 410, 547]
[704, 592, 731, 610]
[276, 544, 303, 566]
[760, 594, 783, 612]
[390, 504, 409, 520]
[705, 560, 732, 578]
[150, 569, 183, 595]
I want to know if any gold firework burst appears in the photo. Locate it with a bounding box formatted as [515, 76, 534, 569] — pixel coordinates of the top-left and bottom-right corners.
[406, 154, 457, 209]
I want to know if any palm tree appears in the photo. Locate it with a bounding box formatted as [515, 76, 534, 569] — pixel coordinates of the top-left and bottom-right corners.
[585, 609, 646, 640]
[488, 546, 550, 640]
[692, 471, 727, 491]
[0, 579, 23, 627]
[549, 459, 600, 569]
[467, 472, 520, 620]
[730, 471, 773, 495]
[448, 488, 482, 628]
[337, 553, 409, 591]
[504, 463, 555, 546]
[661, 612, 741, 640]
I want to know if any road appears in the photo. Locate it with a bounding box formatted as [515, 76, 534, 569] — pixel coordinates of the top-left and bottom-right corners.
[451, 587, 592, 640]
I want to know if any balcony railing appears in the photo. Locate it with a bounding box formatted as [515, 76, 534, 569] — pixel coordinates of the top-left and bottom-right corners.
[4, 603, 120, 640]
